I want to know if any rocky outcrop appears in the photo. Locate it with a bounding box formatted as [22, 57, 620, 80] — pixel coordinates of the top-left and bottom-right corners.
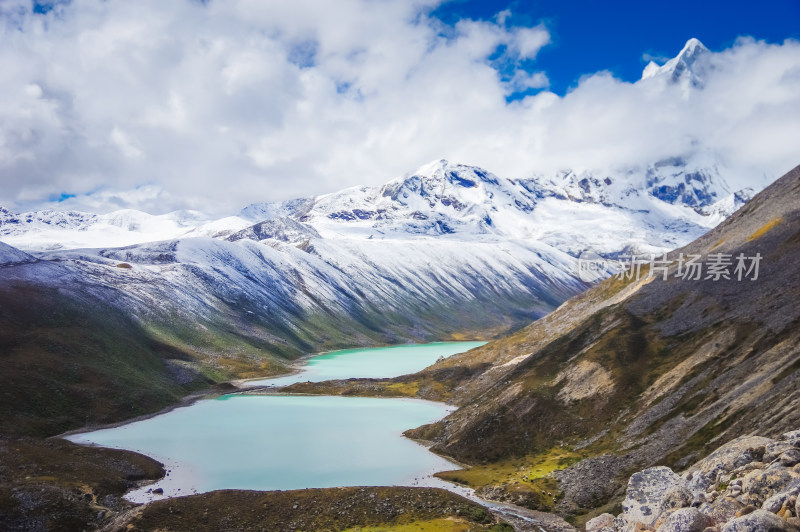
[621, 467, 691, 526]
[599, 430, 800, 531]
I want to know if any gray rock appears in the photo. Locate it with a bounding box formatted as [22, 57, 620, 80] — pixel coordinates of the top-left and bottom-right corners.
[621, 466, 691, 526]
[765, 442, 799, 463]
[742, 469, 800, 505]
[689, 437, 773, 483]
[720, 509, 800, 531]
[688, 472, 716, 500]
[657, 507, 713, 532]
[781, 431, 800, 448]
[780, 449, 800, 467]
[700, 496, 745, 524]
[585, 513, 615, 531]
[764, 492, 792, 514]
[796, 494, 800, 520]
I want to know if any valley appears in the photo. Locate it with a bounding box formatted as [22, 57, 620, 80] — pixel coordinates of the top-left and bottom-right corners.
[1, 1, 798, 528]
[0, 160, 796, 531]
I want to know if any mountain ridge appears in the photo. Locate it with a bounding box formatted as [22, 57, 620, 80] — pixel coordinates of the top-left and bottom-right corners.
[2, 155, 756, 257]
[282, 163, 800, 524]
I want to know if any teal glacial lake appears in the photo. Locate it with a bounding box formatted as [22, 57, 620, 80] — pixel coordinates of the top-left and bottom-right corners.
[66, 342, 485, 503]
[246, 341, 486, 387]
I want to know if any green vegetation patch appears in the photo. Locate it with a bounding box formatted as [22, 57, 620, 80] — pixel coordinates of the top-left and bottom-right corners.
[436, 447, 580, 511]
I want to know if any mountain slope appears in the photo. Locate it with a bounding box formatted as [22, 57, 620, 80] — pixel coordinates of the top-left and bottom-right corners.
[0, 230, 585, 436]
[331, 163, 800, 518]
[0, 257, 218, 437]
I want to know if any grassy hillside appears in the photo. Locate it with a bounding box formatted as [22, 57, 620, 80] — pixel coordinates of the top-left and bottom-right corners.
[0, 275, 222, 437]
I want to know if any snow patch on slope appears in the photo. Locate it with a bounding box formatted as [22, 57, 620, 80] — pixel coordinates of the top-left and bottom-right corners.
[0, 241, 35, 265]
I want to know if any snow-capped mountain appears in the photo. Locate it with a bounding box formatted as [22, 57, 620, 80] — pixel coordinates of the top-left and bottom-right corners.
[0, 39, 759, 259]
[276, 157, 752, 257]
[0, 38, 772, 370]
[1, 157, 755, 258]
[642, 37, 711, 88]
[0, 155, 758, 362]
[0, 206, 207, 251]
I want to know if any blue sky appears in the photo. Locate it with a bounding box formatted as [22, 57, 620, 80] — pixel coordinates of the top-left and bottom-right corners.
[434, 0, 800, 94]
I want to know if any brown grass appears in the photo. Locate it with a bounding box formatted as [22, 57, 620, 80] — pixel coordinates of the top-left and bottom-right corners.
[747, 217, 782, 241]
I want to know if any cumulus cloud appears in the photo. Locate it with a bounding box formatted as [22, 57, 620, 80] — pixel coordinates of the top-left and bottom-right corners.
[0, 0, 798, 215]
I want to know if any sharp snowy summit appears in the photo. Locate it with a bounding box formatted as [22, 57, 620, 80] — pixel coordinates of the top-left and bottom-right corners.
[642, 37, 712, 87]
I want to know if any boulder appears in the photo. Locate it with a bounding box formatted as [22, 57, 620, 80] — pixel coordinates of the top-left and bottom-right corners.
[720, 509, 800, 531]
[781, 431, 800, 448]
[689, 437, 772, 483]
[765, 442, 798, 463]
[780, 450, 800, 467]
[741, 469, 800, 505]
[656, 507, 713, 532]
[700, 496, 745, 524]
[764, 492, 792, 514]
[586, 513, 615, 531]
[621, 466, 691, 526]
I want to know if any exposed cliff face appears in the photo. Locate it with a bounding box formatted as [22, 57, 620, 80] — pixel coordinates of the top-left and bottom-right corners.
[397, 164, 800, 516]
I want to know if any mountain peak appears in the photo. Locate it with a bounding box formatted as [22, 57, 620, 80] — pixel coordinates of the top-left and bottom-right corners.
[409, 159, 457, 178]
[405, 160, 500, 187]
[641, 37, 710, 87]
[681, 37, 708, 56]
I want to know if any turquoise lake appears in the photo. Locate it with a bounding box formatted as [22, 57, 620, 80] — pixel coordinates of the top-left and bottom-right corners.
[247, 341, 486, 387]
[66, 341, 485, 503]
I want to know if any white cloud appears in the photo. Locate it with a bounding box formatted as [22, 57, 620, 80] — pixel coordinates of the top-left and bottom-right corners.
[0, 1, 798, 215]
[511, 25, 550, 59]
[110, 127, 143, 160]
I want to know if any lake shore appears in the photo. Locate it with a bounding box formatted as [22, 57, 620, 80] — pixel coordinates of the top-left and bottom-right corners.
[56, 341, 574, 531]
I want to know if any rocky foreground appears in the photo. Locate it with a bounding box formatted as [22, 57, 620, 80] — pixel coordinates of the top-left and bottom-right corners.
[587, 430, 800, 532]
